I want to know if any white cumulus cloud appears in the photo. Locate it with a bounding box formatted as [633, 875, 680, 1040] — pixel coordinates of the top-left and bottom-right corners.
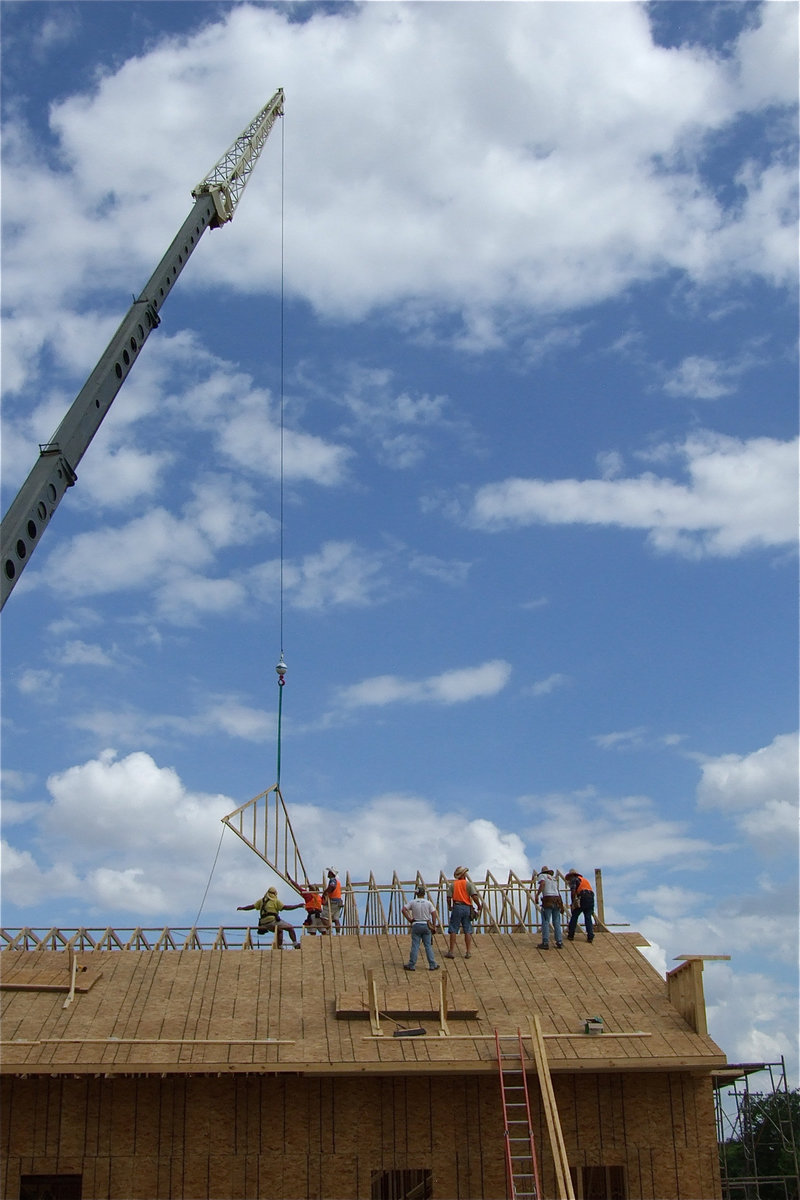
[696, 732, 799, 854]
[1, 0, 796, 391]
[468, 432, 798, 557]
[338, 659, 512, 709]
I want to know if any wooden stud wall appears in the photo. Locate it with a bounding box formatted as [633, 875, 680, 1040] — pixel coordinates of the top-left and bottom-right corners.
[1, 1071, 721, 1199]
[666, 960, 708, 1036]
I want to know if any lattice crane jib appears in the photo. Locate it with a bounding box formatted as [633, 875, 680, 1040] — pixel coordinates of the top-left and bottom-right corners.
[193, 89, 284, 225]
[221, 784, 309, 890]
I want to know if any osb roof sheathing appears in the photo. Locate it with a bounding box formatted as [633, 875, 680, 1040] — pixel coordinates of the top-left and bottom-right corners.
[0, 930, 727, 1078]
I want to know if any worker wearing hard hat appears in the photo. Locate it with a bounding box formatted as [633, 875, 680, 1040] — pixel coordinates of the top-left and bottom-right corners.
[444, 866, 482, 960]
[565, 871, 595, 943]
[323, 867, 343, 932]
[237, 886, 304, 948]
[297, 882, 331, 935]
[536, 866, 564, 950]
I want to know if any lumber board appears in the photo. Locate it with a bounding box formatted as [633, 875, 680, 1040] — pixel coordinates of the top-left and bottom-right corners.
[529, 1015, 575, 1200]
[1, 1037, 294, 1045]
[336, 987, 477, 1014]
[335, 1003, 477, 1019]
[0, 1053, 726, 1077]
[0, 969, 102, 993]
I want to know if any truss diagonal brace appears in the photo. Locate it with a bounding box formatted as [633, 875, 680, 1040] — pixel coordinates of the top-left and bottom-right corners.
[221, 785, 309, 889]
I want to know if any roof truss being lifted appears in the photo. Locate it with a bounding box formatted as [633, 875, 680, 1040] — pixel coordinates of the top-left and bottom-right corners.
[221, 785, 309, 888]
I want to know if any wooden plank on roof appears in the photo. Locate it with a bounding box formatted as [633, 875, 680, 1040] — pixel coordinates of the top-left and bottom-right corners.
[674, 954, 731, 961]
[0, 964, 101, 993]
[366, 969, 382, 1036]
[335, 990, 478, 1019]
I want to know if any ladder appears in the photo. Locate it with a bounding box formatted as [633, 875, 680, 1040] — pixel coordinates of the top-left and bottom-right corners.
[496, 1029, 542, 1200]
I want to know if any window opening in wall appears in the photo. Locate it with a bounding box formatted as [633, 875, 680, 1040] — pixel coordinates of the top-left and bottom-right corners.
[19, 1176, 82, 1200]
[569, 1164, 627, 1200]
[370, 1168, 433, 1200]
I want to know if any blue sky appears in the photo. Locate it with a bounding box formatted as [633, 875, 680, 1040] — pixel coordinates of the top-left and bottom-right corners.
[1, 2, 797, 1077]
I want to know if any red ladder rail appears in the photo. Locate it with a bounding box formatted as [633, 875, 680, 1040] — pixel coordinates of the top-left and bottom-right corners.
[495, 1029, 542, 1200]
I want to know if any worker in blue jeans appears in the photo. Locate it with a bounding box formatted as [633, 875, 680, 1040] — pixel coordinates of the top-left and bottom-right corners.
[402, 885, 440, 971]
[565, 870, 595, 942]
[536, 866, 564, 949]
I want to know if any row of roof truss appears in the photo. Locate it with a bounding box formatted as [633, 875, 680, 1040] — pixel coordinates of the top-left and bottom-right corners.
[0, 867, 609, 952]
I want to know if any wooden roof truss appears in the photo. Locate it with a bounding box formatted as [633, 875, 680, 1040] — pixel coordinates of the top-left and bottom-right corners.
[0, 866, 607, 949]
[219, 788, 601, 936]
[323, 868, 582, 936]
[221, 784, 309, 887]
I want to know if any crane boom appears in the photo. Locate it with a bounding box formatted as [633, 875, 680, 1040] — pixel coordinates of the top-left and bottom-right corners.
[0, 88, 284, 610]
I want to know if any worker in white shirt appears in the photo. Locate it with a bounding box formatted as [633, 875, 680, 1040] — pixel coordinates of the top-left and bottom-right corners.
[401, 885, 441, 971]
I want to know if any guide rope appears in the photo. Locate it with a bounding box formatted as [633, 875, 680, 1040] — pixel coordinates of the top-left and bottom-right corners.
[191, 825, 226, 929]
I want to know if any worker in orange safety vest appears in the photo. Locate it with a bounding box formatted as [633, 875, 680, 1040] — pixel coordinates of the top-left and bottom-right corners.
[292, 880, 331, 935]
[565, 870, 595, 943]
[445, 866, 482, 960]
[323, 868, 343, 932]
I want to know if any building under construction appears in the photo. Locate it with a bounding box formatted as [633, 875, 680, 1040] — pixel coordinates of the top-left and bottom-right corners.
[3, 793, 797, 1200]
[1, 792, 736, 1200]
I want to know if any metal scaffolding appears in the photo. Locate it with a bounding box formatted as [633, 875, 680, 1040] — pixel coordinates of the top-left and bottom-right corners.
[715, 1058, 799, 1200]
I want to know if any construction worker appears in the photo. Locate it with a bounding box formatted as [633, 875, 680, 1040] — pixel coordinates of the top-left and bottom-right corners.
[565, 870, 595, 943]
[444, 866, 482, 959]
[237, 887, 303, 948]
[402, 884, 441, 971]
[296, 882, 331, 934]
[536, 866, 564, 950]
[323, 867, 343, 932]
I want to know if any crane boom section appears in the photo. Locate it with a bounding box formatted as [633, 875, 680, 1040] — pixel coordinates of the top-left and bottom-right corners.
[1, 90, 283, 609]
[193, 89, 284, 225]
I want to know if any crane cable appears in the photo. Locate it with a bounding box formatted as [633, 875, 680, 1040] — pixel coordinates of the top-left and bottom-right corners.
[194, 103, 288, 931]
[275, 104, 288, 787]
